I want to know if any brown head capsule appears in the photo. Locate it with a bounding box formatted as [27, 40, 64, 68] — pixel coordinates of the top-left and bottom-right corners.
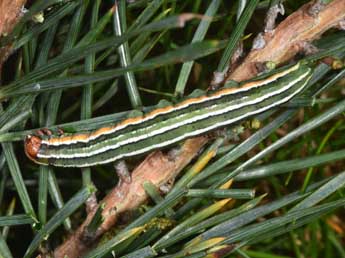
[24, 135, 42, 162]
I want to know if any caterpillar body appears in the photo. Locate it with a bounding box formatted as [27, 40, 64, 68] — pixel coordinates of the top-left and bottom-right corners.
[25, 62, 312, 167]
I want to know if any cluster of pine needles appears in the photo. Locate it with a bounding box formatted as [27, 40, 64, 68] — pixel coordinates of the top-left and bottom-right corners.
[0, 0, 345, 257]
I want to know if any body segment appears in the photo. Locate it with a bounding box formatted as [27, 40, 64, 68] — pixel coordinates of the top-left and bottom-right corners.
[25, 63, 312, 167]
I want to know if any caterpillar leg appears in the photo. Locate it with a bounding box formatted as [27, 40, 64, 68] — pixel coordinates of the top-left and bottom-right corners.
[36, 128, 53, 137]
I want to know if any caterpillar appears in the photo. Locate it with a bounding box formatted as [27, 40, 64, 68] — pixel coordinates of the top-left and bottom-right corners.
[25, 62, 312, 167]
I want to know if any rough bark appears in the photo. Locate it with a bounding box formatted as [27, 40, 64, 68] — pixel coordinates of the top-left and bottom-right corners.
[228, 0, 345, 82]
[0, 0, 26, 71]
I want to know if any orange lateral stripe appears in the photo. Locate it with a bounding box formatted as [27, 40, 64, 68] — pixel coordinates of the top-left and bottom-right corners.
[47, 64, 298, 145]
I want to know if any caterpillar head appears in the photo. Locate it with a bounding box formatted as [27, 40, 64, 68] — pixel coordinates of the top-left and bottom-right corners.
[24, 135, 42, 162]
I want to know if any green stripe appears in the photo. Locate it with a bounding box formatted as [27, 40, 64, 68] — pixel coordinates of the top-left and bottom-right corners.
[34, 63, 312, 167]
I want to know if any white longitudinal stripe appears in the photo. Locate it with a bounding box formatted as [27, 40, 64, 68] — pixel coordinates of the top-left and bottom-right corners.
[111, 96, 249, 138]
[41, 63, 300, 146]
[51, 96, 249, 157]
[58, 72, 312, 167]
[38, 69, 310, 160]
[40, 70, 310, 159]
